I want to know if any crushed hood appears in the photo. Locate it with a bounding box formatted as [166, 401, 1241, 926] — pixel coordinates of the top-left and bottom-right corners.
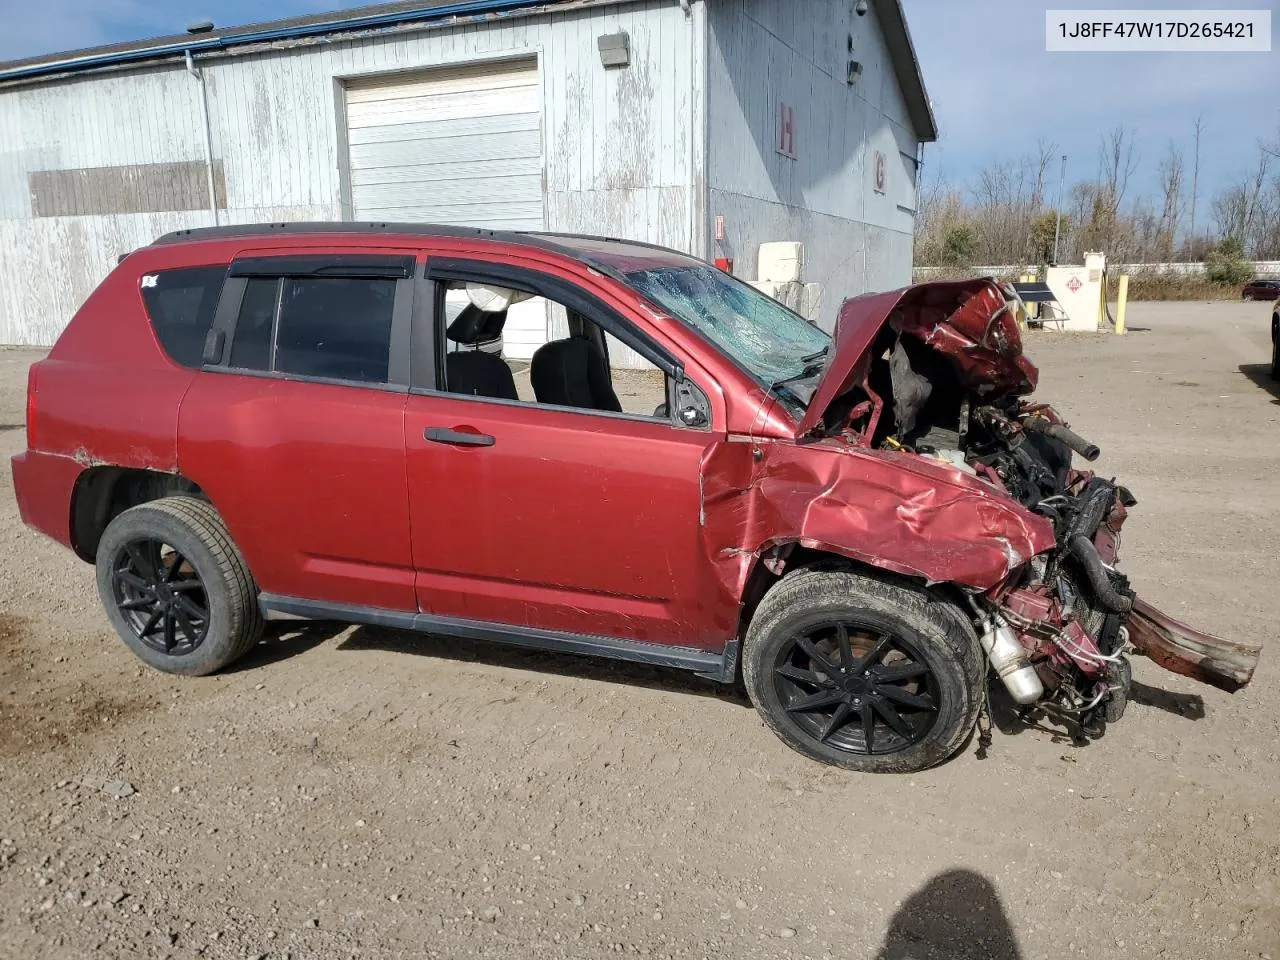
[793, 278, 1039, 439]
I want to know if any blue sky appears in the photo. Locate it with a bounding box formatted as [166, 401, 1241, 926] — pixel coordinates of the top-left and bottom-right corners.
[1, 0, 1276, 209]
[904, 0, 1278, 207]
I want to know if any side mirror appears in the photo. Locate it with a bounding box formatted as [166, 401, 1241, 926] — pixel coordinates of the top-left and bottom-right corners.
[672, 369, 711, 429]
[678, 405, 708, 428]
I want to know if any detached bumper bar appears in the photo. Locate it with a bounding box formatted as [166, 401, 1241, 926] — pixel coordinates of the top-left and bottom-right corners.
[1126, 597, 1261, 693]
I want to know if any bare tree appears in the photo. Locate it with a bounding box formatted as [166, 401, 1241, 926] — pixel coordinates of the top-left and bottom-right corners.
[1189, 113, 1203, 248]
[1212, 185, 1250, 243]
[912, 119, 1280, 268]
[1157, 142, 1185, 260]
[1096, 127, 1140, 249]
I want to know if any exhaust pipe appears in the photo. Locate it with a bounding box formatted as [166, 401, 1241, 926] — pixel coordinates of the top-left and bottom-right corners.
[980, 617, 1044, 704]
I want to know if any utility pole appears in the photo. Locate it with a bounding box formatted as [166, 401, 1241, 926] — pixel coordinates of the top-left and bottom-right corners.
[1052, 154, 1067, 265]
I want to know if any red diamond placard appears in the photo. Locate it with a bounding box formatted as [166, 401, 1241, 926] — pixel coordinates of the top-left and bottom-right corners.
[1066, 276, 1083, 293]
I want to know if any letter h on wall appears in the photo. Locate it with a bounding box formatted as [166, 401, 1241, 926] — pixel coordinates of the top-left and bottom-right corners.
[777, 103, 797, 160]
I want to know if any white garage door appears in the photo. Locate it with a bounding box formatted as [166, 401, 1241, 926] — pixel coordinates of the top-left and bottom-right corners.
[345, 60, 547, 358]
[344, 59, 544, 230]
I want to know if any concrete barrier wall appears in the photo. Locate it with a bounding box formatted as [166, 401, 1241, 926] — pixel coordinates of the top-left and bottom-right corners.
[914, 261, 1280, 281]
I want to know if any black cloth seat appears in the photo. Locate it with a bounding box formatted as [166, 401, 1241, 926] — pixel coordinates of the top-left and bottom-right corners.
[446, 351, 518, 401]
[530, 338, 622, 413]
[444, 304, 517, 401]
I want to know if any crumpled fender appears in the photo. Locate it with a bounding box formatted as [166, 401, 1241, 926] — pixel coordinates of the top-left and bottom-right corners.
[700, 437, 1056, 601]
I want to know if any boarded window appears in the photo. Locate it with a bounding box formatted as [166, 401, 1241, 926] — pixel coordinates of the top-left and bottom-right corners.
[139, 266, 227, 369]
[30, 161, 227, 217]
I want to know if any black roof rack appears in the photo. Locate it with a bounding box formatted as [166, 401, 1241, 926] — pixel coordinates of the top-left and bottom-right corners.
[149, 221, 698, 281]
[152, 221, 528, 245]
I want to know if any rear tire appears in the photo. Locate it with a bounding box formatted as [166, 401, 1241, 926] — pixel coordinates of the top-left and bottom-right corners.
[742, 568, 984, 773]
[1271, 324, 1280, 381]
[96, 496, 263, 676]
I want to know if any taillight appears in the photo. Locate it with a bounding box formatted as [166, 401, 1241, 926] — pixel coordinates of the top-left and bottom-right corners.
[25, 364, 39, 449]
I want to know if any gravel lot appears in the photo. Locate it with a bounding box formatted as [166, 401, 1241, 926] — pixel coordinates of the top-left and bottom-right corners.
[1, 300, 1278, 960]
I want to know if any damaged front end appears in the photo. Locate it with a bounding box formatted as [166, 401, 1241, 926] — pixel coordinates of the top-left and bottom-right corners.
[800, 279, 1261, 733]
[980, 462, 1258, 733]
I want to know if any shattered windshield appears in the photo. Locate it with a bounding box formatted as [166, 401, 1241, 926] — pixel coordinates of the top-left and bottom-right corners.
[625, 265, 831, 403]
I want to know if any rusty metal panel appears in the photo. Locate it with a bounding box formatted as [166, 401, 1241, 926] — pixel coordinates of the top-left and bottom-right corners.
[29, 162, 227, 217]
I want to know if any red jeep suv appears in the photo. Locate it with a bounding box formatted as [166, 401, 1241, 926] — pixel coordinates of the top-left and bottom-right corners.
[11, 224, 1258, 773]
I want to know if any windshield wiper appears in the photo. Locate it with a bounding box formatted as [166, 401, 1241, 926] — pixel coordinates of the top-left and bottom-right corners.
[801, 345, 830, 364]
[770, 359, 826, 393]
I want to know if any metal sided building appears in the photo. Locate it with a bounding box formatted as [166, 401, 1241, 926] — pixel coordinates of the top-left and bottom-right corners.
[0, 0, 936, 357]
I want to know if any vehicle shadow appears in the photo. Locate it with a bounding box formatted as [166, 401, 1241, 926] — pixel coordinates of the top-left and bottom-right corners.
[875, 869, 1022, 960]
[1238, 364, 1280, 404]
[338, 624, 752, 707]
[1129, 679, 1205, 720]
[986, 674, 1204, 748]
[226, 620, 349, 673]
[985, 683, 1089, 747]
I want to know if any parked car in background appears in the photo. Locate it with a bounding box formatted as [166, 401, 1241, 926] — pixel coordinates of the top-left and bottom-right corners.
[1272, 304, 1280, 380]
[1242, 279, 1280, 301]
[9, 223, 1261, 773]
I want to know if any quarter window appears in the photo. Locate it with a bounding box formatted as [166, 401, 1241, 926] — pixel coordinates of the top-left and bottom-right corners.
[139, 265, 227, 368]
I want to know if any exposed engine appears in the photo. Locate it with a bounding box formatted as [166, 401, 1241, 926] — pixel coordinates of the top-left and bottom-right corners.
[866, 329, 1142, 735]
[817, 279, 1258, 739]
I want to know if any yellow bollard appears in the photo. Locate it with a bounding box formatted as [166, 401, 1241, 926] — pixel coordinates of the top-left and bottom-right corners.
[1115, 274, 1128, 335]
[1016, 274, 1034, 329]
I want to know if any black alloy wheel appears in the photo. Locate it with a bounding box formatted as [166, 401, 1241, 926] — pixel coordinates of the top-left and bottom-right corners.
[109, 538, 210, 655]
[772, 622, 939, 755]
[96, 497, 262, 676]
[742, 568, 984, 773]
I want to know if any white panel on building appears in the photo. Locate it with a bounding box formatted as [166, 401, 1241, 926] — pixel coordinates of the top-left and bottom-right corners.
[343, 59, 544, 230]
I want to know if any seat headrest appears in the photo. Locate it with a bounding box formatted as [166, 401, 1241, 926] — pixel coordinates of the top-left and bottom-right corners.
[446, 303, 507, 345]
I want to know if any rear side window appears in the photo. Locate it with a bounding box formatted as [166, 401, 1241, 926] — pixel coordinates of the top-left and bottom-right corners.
[139, 266, 227, 368]
[227, 276, 396, 384]
[276, 278, 395, 383]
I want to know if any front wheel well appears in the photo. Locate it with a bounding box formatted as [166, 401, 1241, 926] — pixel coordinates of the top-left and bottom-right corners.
[736, 545, 975, 643]
[70, 467, 204, 562]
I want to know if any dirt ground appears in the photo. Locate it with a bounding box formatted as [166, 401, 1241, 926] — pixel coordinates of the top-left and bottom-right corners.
[1, 300, 1278, 960]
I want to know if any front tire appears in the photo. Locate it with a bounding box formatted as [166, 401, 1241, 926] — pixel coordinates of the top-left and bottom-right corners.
[742, 568, 984, 773]
[1271, 323, 1280, 381]
[96, 497, 263, 676]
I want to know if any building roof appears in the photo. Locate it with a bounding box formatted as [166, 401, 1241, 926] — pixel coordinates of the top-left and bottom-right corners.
[873, 0, 937, 142]
[0, 0, 581, 84]
[0, 0, 937, 141]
